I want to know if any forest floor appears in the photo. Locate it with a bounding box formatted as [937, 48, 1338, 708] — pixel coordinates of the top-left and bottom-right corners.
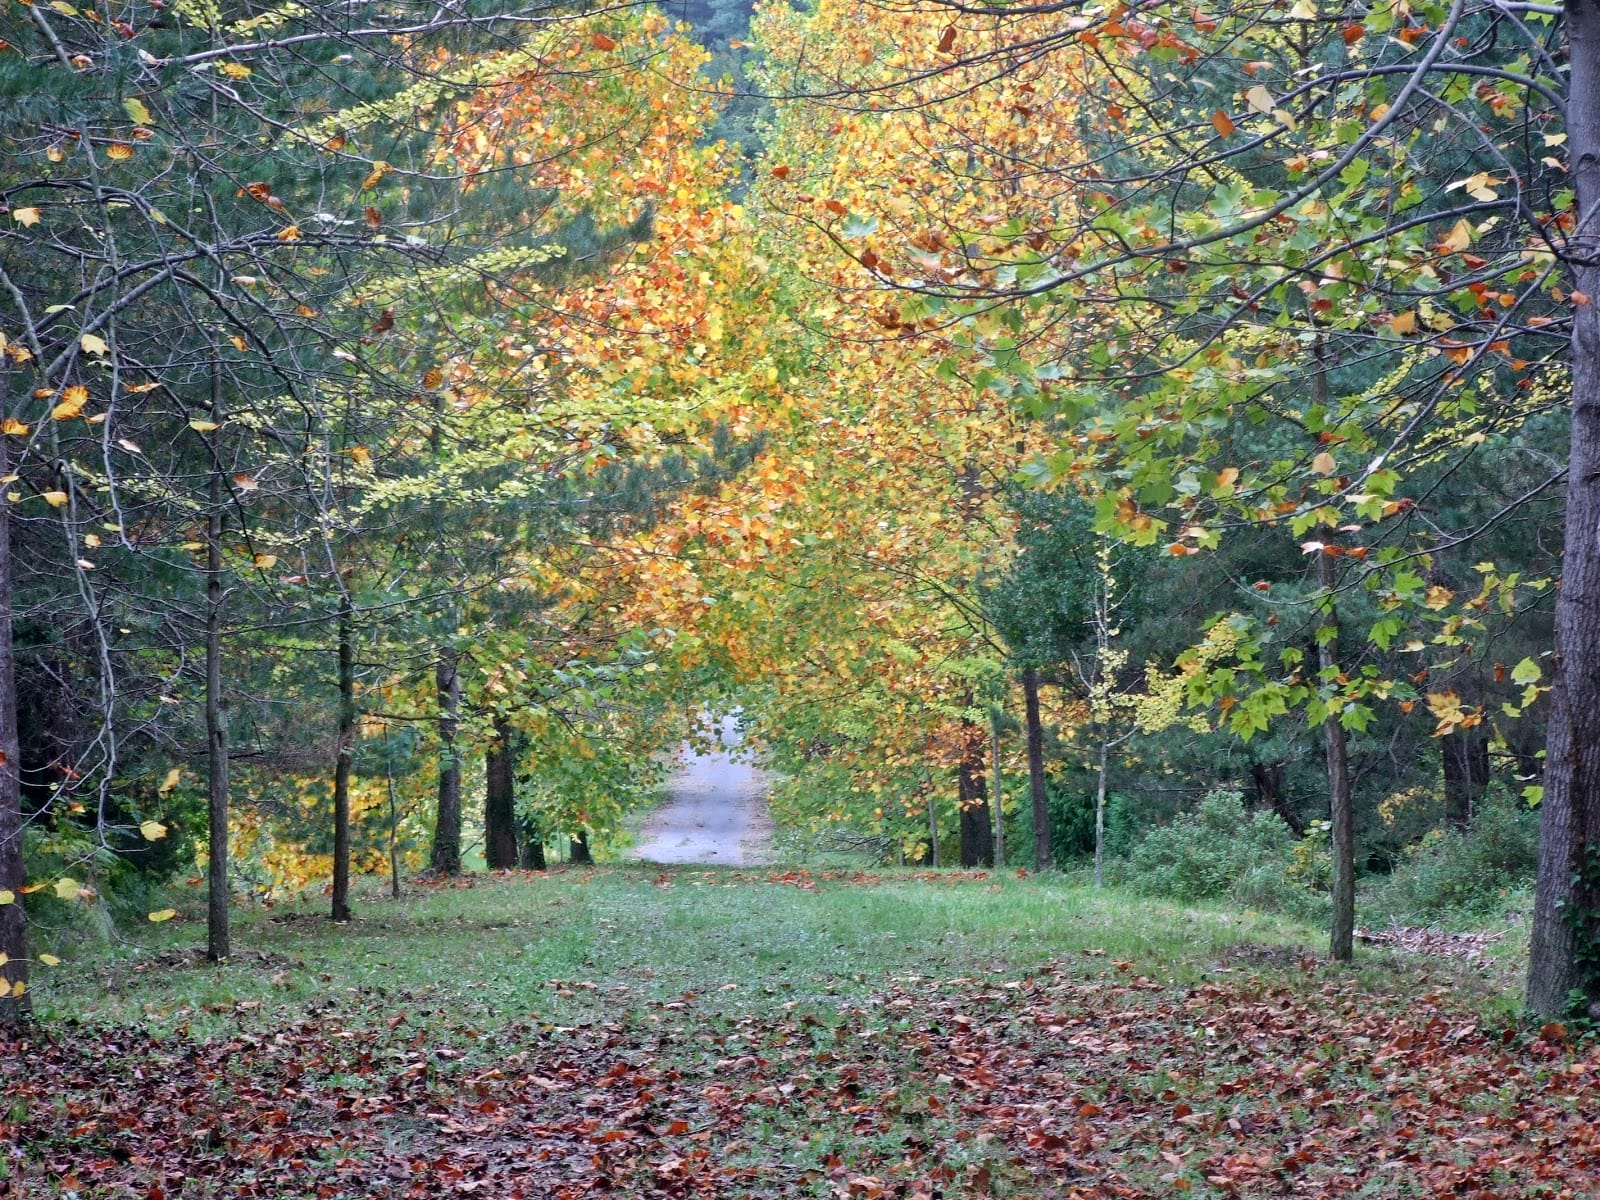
[5, 868, 1594, 1200]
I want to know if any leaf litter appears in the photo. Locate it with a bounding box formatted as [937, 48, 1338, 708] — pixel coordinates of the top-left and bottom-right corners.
[5, 951, 1599, 1198]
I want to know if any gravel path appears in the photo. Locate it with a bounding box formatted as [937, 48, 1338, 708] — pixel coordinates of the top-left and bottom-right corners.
[634, 715, 774, 866]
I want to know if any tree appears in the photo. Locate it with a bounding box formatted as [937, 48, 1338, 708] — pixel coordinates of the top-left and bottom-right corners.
[758, 0, 1588, 1004]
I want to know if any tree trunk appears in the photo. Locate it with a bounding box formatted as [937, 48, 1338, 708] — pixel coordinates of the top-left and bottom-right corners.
[430, 645, 462, 876]
[1250, 760, 1305, 835]
[1023, 667, 1051, 871]
[1094, 739, 1109, 889]
[988, 706, 1005, 869]
[519, 822, 547, 870]
[0, 446, 30, 1025]
[205, 401, 231, 962]
[569, 827, 593, 865]
[330, 598, 356, 922]
[1529, 0, 1600, 1018]
[1318, 549, 1355, 962]
[484, 715, 519, 870]
[1442, 730, 1490, 830]
[957, 720, 994, 868]
[386, 749, 401, 899]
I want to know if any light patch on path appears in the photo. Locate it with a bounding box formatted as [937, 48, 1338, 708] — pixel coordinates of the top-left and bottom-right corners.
[634, 715, 774, 866]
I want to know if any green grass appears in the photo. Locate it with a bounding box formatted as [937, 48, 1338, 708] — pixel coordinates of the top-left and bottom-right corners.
[9, 866, 1571, 1200]
[35, 866, 1330, 1033]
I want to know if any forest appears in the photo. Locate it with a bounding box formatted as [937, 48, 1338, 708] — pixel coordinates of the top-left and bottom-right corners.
[5, 0, 1600, 1170]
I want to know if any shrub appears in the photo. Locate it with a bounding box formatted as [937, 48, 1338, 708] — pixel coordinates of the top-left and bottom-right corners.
[1126, 789, 1301, 905]
[1363, 787, 1539, 926]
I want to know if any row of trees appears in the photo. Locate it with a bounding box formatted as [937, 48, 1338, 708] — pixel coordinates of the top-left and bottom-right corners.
[5, 0, 1600, 1025]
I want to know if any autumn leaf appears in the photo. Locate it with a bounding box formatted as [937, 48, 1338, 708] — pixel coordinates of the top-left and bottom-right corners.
[124, 97, 153, 125]
[40, 490, 68, 508]
[1210, 110, 1236, 137]
[52, 386, 89, 420]
[592, 32, 618, 50]
[1439, 218, 1473, 254]
[937, 25, 957, 53]
[219, 62, 252, 79]
[38, 954, 61, 967]
[0, 419, 28, 436]
[1389, 310, 1417, 335]
[159, 767, 182, 794]
[362, 161, 392, 190]
[80, 332, 109, 356]
[364, 206, 383, 228]
[53, 877, 81, 901]
[105, 143, 134, 161]
[1311, 451, 1337, 475]
[140, 820, 169, 841]
[188, 419, 221, 432]
[12, 207, 41, 227]
[147, 908, 177, 923]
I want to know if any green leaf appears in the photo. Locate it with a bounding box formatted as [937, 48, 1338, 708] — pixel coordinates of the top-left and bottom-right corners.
[1510, 657, 1541, 685]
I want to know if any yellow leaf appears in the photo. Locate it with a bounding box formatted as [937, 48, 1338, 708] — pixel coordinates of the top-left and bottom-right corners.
[158, 767, 182, 794]
[40, 490, 68, 508]
[148, 908, 177, 923]
[350, 445, 372, 466]
[53, 877, 81, 901]
[1, 419, 29, 436]
[188, 419, 220, 432]
[140, 819, 168, 841]
[124, 97, 153, 125]
[80, 333, 109, 356]
[1215, 466, 1239, 489]
[39, 953, 61, 967]
[1311, 451, 1337, 476]
[1244, 85, 1273, 114]
[1390, 310, 1417, 335]
[1424, 584, 1454, 610]
[229, 335, 249, 353]
[277, 225, 301, 241]
[12, 207, 41, 228]
[1441, 218, 1472, 254]
[253, 553, 277, 569]
[0, 890, 13, 906]
[362, 161, 391, 190]
[9, 980, 25, 998]
[219, 62, 252, 79]
[105, 143, 134, 162]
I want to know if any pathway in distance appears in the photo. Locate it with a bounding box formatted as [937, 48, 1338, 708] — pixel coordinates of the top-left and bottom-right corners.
[634, 714, 774, 866]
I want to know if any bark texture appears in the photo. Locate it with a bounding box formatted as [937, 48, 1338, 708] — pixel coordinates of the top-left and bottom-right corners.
[430, 645, 462, 876]
[1529, 0, 1600, 1017]
[569, 828, 593, 865]
[484, 716, 519, 870]
[205, 473, 231, 958]
[330, 600, 355, 922]
[1441, 731, 1490, 831]
[0, 457, 29, 1024]
[958, 720, 994, 868]
[1318, 550, 1355, 963]
[1023, 667, 1051, 870]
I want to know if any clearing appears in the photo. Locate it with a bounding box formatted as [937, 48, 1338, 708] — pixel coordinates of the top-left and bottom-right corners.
[4, 869, 1593, 1199]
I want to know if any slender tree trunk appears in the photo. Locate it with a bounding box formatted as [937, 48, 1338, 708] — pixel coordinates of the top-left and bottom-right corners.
[484, 715, 519, 870]
[386, 749, 401, 899]
[1318, 549, 1355, 962]
[569, 828, 593, 865]
[331, 598, 356, 922]
[926, 787, 940, 868]
[1023, 666, 1051, 871]
[957, 719, 994, 868]
[430, 645, 462, 875]
[1442, 730, 1490, 830]
[0, 445, 30, 1024]
[1094, 739, 1110, 889]
[988, 706, 1005, 869]
[205, 402, 231, 961]
[1529, 0, 1600, 1017]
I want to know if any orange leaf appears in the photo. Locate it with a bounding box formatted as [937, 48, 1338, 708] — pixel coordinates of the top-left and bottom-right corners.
[592, 32, 618, 51]
[937, 25, 957, 53]
[770, 165, 790, 180]
[364, 206, 382, 228]
[1210, 110, 1236, 138]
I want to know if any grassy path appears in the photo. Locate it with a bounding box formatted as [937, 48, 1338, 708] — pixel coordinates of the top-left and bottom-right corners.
[4, 868, 1588, 1198]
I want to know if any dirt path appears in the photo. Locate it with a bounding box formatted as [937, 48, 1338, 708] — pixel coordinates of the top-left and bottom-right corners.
[634, 714, 774, 866]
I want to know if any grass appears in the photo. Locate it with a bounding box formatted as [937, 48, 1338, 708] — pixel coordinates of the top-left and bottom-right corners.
[6, 865, 1575, 1200]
